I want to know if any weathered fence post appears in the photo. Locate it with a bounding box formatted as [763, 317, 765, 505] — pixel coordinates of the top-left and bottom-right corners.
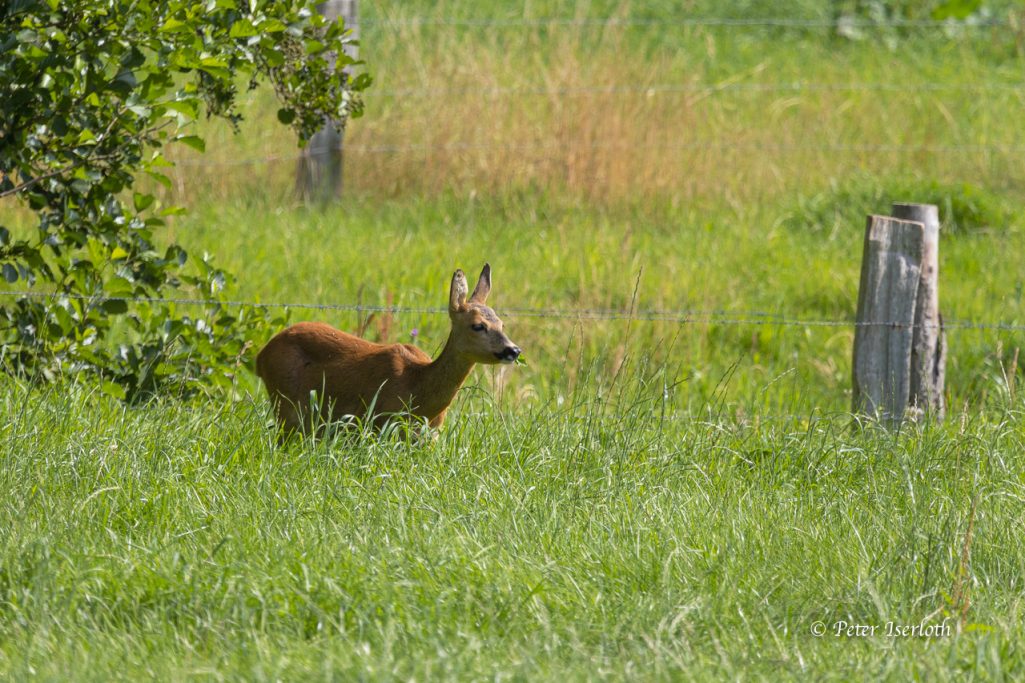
[852, 215, 925, 427]
[891, 202, 946, 420]
[295, 0, 359, 202]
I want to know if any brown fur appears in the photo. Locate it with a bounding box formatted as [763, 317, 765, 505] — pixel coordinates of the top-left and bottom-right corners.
[256, 264, 520, 437]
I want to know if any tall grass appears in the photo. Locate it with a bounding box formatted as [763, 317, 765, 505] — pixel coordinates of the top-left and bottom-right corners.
[138, 0, 1025, 417]
[3, 4, 1025, 678]
[158, 4, 1025, 205]
[2, 374, 1024, 680]
[170, 191, 1024, 415]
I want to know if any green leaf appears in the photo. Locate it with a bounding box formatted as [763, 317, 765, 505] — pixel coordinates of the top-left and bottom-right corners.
[350, 72, 373, 92]
[277, 108, 296, 124]
[198, 64, 232, 79]
[148, 153, 175, 168]
[261, 46, 284, 68]
[160, 17, 188, 33]
[121, 47, 146, 70]
[106, 276, 136, 297]
[200, 56, 229, 68]
[133, 192, 155, 212]
[101, 299, 129, 314]
[161, 100, 200, 120]
[198, 57, 231, 79]
[174, 135, 206, 152]
[229, 19, 257, 38]
[165, 245, 188, 266]
[146, 170, 173, 189]
[258, 19, 287, 33]
[110, 69, 138, 95]
[2, 263, 18, 283]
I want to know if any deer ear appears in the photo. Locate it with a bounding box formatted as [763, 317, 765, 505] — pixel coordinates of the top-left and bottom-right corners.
[469, 263, 491, 303]
[449, 269, 469, 313]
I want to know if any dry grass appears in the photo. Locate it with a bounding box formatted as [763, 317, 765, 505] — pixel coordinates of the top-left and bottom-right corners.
[157, 20, 1025, 206]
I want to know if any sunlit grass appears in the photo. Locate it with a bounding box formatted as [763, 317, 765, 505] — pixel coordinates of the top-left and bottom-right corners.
[3, 2, 1025, 679]
[168, 188, 1024, 415]
[1, 374, 1023, 679]
[155, 5, 1025, 205]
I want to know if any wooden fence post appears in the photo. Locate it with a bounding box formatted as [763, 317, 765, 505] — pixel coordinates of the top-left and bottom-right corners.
[295, 0, 359, 203]
[852, 215, 925, 427]
[891, 202, 946, 420]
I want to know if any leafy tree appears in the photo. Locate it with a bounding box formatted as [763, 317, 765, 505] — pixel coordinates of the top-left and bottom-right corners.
[0, 0, 368, 399]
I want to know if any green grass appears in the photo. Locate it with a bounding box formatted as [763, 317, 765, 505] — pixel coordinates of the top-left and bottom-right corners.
[4, 0, 1025, 679]
[155, 1, 1025, 203]
[174, 188, 1024, 414]
[2, 376, 1024, 680]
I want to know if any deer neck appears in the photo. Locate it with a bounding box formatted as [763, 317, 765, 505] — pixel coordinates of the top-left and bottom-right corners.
[416, 335, 476, 419]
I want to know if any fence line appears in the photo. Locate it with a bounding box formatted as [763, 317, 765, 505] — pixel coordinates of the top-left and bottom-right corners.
[367, 81, 1025, 98]
[1, 290, 1022, 331]
[171, 140, 1025, 167]
[360, 16, 1013, 29]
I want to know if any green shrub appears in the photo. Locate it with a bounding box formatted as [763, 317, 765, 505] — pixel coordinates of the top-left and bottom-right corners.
[0, 0, 369, 400]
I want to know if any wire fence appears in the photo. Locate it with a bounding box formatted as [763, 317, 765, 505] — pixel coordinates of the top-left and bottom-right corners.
[358, 15, 1015, 29]
[4, 13, 1021, 333]
[1, 289, 1022, 332]
[170, 140, 1025, 167]
[366, 81, 1025, 98]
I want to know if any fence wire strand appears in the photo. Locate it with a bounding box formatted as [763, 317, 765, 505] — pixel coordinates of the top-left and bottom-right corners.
[170, 140, 1025, 167]
[0, 290, 1022, 331]
[366, 81, 1025, 98]
[4, 15, 1022, 332]
[359, 15, 1012, 29]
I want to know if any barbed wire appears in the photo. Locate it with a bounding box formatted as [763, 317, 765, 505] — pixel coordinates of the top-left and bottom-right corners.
[367, 81, 1025, 98]
[348, 140, 1025, 155]
[0, 289, 1022, 331]
[359, 16, 1012, 29]
[168, 139, 1025, 167]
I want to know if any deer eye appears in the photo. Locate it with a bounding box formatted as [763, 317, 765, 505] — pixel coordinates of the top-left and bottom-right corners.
[471, 323, 486, 332]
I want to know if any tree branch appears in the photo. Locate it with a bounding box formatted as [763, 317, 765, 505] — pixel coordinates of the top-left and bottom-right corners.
[0, 108, 129, 200]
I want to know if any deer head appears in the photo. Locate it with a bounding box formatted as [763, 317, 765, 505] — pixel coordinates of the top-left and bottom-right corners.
[447, 263, 521, 364]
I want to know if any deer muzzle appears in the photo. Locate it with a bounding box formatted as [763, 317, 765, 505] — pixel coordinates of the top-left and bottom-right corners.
[495, 345, 521, 363]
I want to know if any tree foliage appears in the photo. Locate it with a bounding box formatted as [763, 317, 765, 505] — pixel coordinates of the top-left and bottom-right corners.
[0, 0, 368, 400]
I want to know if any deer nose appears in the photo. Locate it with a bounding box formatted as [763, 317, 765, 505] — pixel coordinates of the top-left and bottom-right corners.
[497, 345, 521, 362]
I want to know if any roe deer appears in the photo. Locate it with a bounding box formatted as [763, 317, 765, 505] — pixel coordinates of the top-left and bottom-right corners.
[256, 264, 521, 436]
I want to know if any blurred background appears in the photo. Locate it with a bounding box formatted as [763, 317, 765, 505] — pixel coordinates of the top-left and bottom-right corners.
[112, 0, 1025, 414]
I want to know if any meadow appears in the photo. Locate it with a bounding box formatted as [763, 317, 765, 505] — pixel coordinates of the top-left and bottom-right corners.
[3, 1, 1025, 679]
